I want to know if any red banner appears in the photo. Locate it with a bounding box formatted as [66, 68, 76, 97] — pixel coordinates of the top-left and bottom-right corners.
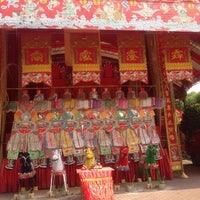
[21, 31, 52, 86]
[120, 47, 144, 64]
[166, 47, 189, 63]
[71, 32, 100, 85]
[25, 48, 49, 65]
[74, 48, 97, 65]
[118, 32, 148, 84]
[162, 33, 193, 83]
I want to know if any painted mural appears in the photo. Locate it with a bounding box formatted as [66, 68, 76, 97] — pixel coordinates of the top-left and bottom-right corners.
[0, 0, 199, 31]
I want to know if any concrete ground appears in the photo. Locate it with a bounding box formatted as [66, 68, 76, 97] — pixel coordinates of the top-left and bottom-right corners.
[1, 160, 200, 200]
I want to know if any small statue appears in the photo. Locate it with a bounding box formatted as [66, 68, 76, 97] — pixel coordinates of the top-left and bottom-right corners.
[115, 87, 125, 100]
[139, 87, 150, 107]
[34, 89, 44, 103]
[77, 88, 86, 100]
[89, 88, 98, 100]
[139, 87, 148, 99]
[63, 88, 72, 100]
[48, 88, 58, 101]
[102, 87, 111, 100]
[20, 89, 30, 103]
[84, 148, 96, 169]
[127, 87, 136, 99]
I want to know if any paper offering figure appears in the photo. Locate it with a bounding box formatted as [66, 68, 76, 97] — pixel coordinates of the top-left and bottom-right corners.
[114, 146, 133, 191]
[48, 149, 69, 196]
[116, 146, 129, 172]
[137, 144, 165, 189]
[18, 151, 37, 193]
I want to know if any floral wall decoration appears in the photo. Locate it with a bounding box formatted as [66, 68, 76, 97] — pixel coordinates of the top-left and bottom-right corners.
[118, 32, 148, 84]
[21, 31, 52, 87]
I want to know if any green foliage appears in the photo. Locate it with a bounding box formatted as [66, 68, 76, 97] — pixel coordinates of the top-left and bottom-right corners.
[195, 92, 200, 103]
[175, 99, 184, 111]
[179, 91, 200, 138]
[185, 92, 200, 106]
[180, 103, 200, 138]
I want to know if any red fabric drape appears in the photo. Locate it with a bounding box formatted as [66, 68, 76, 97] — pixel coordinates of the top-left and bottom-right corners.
[77, 167, 114, 200]
[0, 149, 173, 193]
[0, 159, 20, 193]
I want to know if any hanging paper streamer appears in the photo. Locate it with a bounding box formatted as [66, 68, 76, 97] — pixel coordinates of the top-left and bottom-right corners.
[118, 32, 148, 84]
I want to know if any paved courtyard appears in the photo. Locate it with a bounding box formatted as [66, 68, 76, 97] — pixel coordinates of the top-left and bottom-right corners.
[1, 160, 200, 200]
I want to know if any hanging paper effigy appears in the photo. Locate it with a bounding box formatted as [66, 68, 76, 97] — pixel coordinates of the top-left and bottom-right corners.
[118, 32, 148, 84]
[21, 31, 52, 87]
[163, 33, 193, 83]
[71, 32, 101, 85]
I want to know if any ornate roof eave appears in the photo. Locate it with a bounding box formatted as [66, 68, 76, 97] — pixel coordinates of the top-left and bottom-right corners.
[0, 0, 199, 32]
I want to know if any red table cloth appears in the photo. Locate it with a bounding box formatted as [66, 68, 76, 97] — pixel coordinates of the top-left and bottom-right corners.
[77, 167, 114, 200]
